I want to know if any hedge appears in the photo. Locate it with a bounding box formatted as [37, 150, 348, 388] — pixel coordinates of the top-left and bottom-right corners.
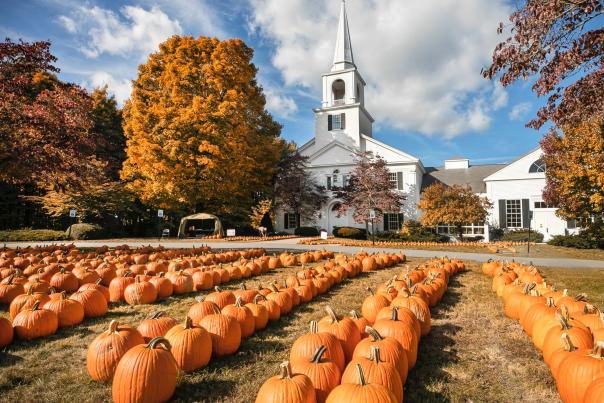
[0, 229, 68, 242]
[501, 229, 544, 243]
[333, 226, 367, 240]
[548, 234, 604, 249]
[294, 226, 320, 236]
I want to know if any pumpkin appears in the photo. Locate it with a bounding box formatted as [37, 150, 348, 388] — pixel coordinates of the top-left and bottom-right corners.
[390, 288, 431, 337]
[576, 308, 604, 333]
[361, 288, 390, 324]
[149, 273, 174, 299]
[206, 286, 236, 309]
[373, 307, 419, 369]
[168, 271, 193, 294]
[187, 295, 219, 326]
[584, 376, 604, 403]
[112, 337, 179, 403]
[291, 321, 346, 373]
[555, 342, 604, 403]
[234, 283, 259, 304]
[341, 345, 403, 403]
[266, 285, 293, 315]
[547, 333, 589, 378]
[124, 278, 158, 305]
[361, 257, 377, 272]
[221, 296, 255, 338]
[12, 300, 58, 340]
[542, 312, 593, 364]
[325, 363, 397, 403]
[42, 291, 84, 328]
[0, 316, 13, 348]
[78, 279, 110, 302]
[245, 295, 270, 331]
[9, 286, 50, 320]
[49, 268, 79, 292]
[137, 311, 178, 342]
[108, 273, 135, 303]
[317, 306, 361, 362]
[0, 274, 25, 304]
[70, 289, 108, 318]
[291, 345, 341, 403]
[165, 316, 212, 372]
[199, 304, 241, 357]
[557, 292, 589, 315]
[520, 297, 557, 336]
[349, 310, 370, 339]
[86, 320, 145, 382]
[255, 361, 317, 403]
[374, 306, 420, 342]
[256, 293, 282, 322]
[354, 326, 408, 384]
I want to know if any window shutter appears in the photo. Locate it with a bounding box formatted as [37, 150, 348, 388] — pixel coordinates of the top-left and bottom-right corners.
[341, 113, 346, 129]
[328, 115, 333, 131]
[522, 199, 530, 228]
[398, 213, 404, 230]
[284, 213, 289, 229]
[498, 200, 507, 229]
[397, 172, 403, 190]
[383, 214, 390, 231]
[296, 213, 301, 228]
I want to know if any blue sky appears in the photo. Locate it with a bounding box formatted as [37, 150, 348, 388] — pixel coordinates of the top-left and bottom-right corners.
[0, 0, 547, 167]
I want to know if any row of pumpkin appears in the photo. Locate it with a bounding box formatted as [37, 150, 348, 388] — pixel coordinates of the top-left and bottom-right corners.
[0, 247, 338, 346]
[255, 257, 465, 403]
[82, 251, 407, 403]
[483, 260, 604, 403]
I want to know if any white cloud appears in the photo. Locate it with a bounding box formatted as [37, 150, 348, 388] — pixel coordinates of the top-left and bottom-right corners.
[264, 87, 298, 119]
[59, 5, 182, 58]
[508, 102, 532, 121]
[57, 16, 77, 33]
[85, 71, 133, 105]
[491, 82, 509, 110]
[248, 0, 511, 138]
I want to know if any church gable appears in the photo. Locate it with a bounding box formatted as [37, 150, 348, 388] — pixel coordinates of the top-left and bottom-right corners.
[484, 147, 544, 181]
[362, 135, 420, 164]
[307, 141, 358, 166]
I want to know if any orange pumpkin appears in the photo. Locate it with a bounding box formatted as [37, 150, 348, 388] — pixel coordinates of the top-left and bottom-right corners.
[291, 345, 341, 403]
[12, 300, 58, 340]
[165, 316, 212, 372]
[325, 363, 397, 403]
[255, 361, 316, 403]
[199, 305, 241, 357]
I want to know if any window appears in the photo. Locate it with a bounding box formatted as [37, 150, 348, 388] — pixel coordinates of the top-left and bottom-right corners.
[343, 175, 350, 187]
[328, 113, 346, 130]
[326, 176, 332, 190]
[384, 213, 403, 231]
[506, 199, 522, 228]
[284, 213, 299, 229]
[332, 79, 345, 105]
[529, 159, 546, 173]
[332, 114, 342, 130]
[535, 201, 554, 209]
[567, 219, 577, 229]
[388, 172, 398, 189]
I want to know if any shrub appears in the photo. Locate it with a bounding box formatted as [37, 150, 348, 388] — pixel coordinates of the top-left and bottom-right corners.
[548, 228, 604, 249]
[501, 229, 544, 243]
[66, 223, 106, 240]
[0, 229, 67, 242]
[294, 226, 319, 236]
[376, 231, 449, 243]
[333, 226, 367, 240]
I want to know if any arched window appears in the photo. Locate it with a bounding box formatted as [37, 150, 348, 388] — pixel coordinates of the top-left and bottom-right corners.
[332, 79, 345, 105]
[529, 159, 546, 173]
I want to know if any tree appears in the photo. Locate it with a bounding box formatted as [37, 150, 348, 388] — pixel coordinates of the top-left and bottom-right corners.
[541, 120, 604, 223]
[483, 0, 604, 130]
[274, 144, 327, 223]
[418, 183, 492, 239]
[0, 39, 104, 191]
[333, 152, 403, 229]
[250, 199, 273, 228]
[90, 86, 126, 180]
[121, 35, 284, 215]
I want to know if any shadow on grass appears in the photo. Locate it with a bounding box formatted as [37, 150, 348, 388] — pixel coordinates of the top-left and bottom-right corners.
[404, 272, 466, 402]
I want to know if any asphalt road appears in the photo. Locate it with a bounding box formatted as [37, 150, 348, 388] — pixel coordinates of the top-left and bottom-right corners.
[3, 238, 604, 269]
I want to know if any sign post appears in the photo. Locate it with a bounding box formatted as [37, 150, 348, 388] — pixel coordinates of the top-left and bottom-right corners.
[527, 210, 533, 255]
[369, 209, 376, 246]
[226, 229, 236, 237]
[157, 210, 164, 241]
[68, 209, 77, 239]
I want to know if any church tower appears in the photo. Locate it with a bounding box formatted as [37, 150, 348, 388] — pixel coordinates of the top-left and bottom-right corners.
[313, 0, 374, 150]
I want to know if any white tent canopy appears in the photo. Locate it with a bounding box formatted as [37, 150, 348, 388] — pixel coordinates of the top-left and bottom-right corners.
[177, 213, 223, 238]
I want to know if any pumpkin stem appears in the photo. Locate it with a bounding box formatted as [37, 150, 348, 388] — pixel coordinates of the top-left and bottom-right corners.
[253, 294, 266, 303]
[95, 278, 102, 285]
[400, 288, 411, 298]
[310, 345, 327, 364]
[365, 326, 383, 341]
[279, 361, 293, 379]
[149, 311, 166, 319]
[325, 306, 339, 323]
[214, 286, 222, 292]
[310, 320, 319, 334]
[390, 306, 399, 321]
[195, 295, 206, 303]
[183, 316, 193, 329]
[31, 300, 41, 311]
[60, 291, 68, 300]
[366, 287, 375, 295]
[239, 283, 247, 290]
[574, 293, 588, 302]
[546, 297, 556, 308]
[370, 345, 382, 364]
[561, 333, 576, 352]
[108, 320, 120, 333]
[590, 341, 604, 359]
[235, 296, 243, 307]
[147, 336, 171, 351]
[355, 363, 367, 386]
[350, 310, 362, 320]
[555, 311, 571, 330]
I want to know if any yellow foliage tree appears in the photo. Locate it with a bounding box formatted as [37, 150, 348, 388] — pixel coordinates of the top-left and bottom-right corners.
[249, 199, 273, 229]
[418, 183, 492, 239]
[121, 36, 284, 214]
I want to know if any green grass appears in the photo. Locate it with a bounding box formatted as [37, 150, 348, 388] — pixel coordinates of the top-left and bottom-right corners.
[0, 229, 67, 242]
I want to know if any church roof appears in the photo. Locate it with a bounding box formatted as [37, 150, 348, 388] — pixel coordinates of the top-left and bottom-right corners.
[332, 1, 355, 72]
[422, 164, 505, 193]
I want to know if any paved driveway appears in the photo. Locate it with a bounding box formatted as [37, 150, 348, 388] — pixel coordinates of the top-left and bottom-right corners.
[3, 238, 603, 269]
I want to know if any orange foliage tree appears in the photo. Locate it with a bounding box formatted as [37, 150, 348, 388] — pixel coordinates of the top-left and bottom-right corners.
[418, 183, 492, 239]
[121, 36, 284, 215]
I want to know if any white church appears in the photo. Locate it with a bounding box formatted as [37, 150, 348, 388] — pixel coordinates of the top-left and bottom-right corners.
[274, 2, 576, 241]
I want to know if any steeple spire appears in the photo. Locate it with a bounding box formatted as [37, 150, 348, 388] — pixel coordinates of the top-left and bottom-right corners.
[331, 0, 355, 72]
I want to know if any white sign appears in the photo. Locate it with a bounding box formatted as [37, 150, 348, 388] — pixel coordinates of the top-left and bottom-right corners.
[69, 209, 77, 218]
[369, 209, 376, 219]
[320, 230, 328, 240]
[226, 229, 236, 237]
[157, 209, 164, 218]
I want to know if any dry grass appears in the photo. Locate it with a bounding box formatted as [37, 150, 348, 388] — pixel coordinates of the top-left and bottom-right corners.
[2, 257, 601, 402]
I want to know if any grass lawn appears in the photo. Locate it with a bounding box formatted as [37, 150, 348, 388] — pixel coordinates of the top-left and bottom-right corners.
[1, 257, 601, 402]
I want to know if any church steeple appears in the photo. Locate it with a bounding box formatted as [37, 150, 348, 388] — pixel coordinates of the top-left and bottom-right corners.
[331, 0, 355, 72]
